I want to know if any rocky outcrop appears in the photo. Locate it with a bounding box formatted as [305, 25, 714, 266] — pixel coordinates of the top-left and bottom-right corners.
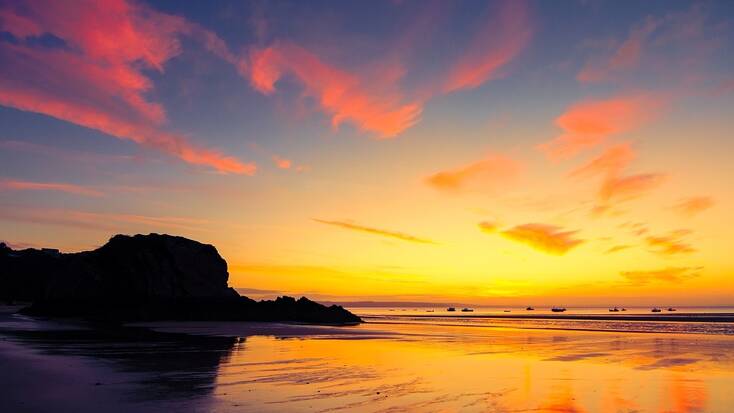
[0, 234, 361, 324]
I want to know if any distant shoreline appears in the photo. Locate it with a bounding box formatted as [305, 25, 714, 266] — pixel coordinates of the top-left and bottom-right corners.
[364, 313, 734, 323]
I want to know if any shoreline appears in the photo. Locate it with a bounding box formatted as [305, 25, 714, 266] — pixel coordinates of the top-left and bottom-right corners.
[361, 312, 734, 323]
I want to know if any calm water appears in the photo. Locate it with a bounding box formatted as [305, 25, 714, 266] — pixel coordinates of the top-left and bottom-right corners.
[352, 306, 734, 336]
[1, 307, 733, 412]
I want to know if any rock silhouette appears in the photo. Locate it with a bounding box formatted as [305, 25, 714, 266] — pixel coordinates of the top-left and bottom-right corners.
[0, 234, 360, 324]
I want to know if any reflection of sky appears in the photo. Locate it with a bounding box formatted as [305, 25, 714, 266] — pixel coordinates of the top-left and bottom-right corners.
[1, 305, 732, 412]
[1, 1, 734, 305]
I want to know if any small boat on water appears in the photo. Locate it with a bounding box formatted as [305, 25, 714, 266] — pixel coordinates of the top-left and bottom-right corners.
[551, 307, 566, 312]
[461, 308, 474, 312]
[667, 307, 677, 312]
[526, 306, 535, 311]
[426, 309, 434, 312]
[447, 307, 456, 312]
[621, 308, 627, 311]
[609, 307, 620, 312]
[651, 307, 662, 313]
[503, 310, 511, 312]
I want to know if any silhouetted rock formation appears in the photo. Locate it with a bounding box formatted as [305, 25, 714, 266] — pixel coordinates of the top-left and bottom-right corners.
[0, 234, 360, 324]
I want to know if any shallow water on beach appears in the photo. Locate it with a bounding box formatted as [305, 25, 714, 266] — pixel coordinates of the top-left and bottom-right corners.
[1, 308, 733, 412]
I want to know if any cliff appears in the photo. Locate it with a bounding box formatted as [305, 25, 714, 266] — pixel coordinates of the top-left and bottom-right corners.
[0, 234, 360, 324]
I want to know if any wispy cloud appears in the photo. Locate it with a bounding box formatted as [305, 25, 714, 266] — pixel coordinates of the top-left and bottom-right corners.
[481, 223, 584, 255]
[646, 230, 696, 255]
[246, 1, 530, 139]
[0, 206, 210, 233]
[605, 244, 631, 254]
[442, 0, 532, 92]
[0, 178, 102, 197]
[600, 173, 666, 204]
[620, 266, 702, 285]
[425, 153, 522, 193]
[0, 0, 253, 174]
[578, 18, 659, 83]
[569, 142, 636, 178]
[577, 4, 723, 87]
[478, 221, 499, 233]
[313, 219, 436, 244]
[569, 143, 665, 213]
[672, 196, 715, 217]
[538, 93, 666, 161]
[248, 41, 421, 139]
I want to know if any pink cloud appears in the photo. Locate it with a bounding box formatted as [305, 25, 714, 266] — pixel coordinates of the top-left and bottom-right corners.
[0, 0, 254, 174]
[538, 93, 667, 161]
[443, 1, 532, 92]
[425, 153, 523, 193]
[272, 155, 292, 169]
[245, 2, 531, 139]
[248, 41, 422, 139]
[672, 196, 715, 217]
[577, 18, 658, 83]
[498, 223, 584, 256]
[0, 178, 102, 197]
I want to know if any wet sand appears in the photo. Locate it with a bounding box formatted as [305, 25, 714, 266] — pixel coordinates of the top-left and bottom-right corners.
[1, 306, 733, 412]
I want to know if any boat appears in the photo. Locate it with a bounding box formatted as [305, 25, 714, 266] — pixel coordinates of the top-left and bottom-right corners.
[667, 307, 677, 312]
[426, 309, 434, 312]
[609, 307, 620, 312]
[526, 306, 535, 311]
[621, 308, 627, 311]
[651, 307, 662, 313]
[551, 307, 566, 312]
[461, 308, 474, 312]
[447, 307, 456, 312]
[503, 310, 511, 312]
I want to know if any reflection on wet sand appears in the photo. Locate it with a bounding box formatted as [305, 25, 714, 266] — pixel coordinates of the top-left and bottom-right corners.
[205, 322, 734, 412]
[1, 309, 733, 412]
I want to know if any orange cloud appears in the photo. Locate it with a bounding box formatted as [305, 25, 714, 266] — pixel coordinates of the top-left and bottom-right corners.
[577, 18, 658, 83]
[538, 94, 667, 161]
[645, 230, 696, 255]
[569, 142, 636, 178]
[569, 143, 665, 213]
[248, 42, 421, 138]
[672, 196, 715, 217]
[443, 1, 532, 92]
[599, 173, 666, 204]
[0, 0, 253, 174]
[272, 155, 292, 169]
[425, 153, 522, 192]
[498, 223, 584, 255]
[313, 219, 436, 245]
[478, 221, 498, 234]
[605, 245, 631, 254]
[0, 178, 102, 197]
[620, 266, 702, 285]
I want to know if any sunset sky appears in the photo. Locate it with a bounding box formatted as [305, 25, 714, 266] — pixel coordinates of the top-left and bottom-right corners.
[1, 0, 733, 306]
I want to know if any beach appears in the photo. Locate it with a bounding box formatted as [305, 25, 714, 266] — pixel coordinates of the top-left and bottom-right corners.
[1, 306, 733, 412]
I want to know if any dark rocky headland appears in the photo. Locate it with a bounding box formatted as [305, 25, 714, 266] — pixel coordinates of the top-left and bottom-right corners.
[0, 234, 361, 324]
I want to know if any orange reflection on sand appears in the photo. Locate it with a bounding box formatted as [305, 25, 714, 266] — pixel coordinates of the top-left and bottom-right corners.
[207, 322, 734, 412]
